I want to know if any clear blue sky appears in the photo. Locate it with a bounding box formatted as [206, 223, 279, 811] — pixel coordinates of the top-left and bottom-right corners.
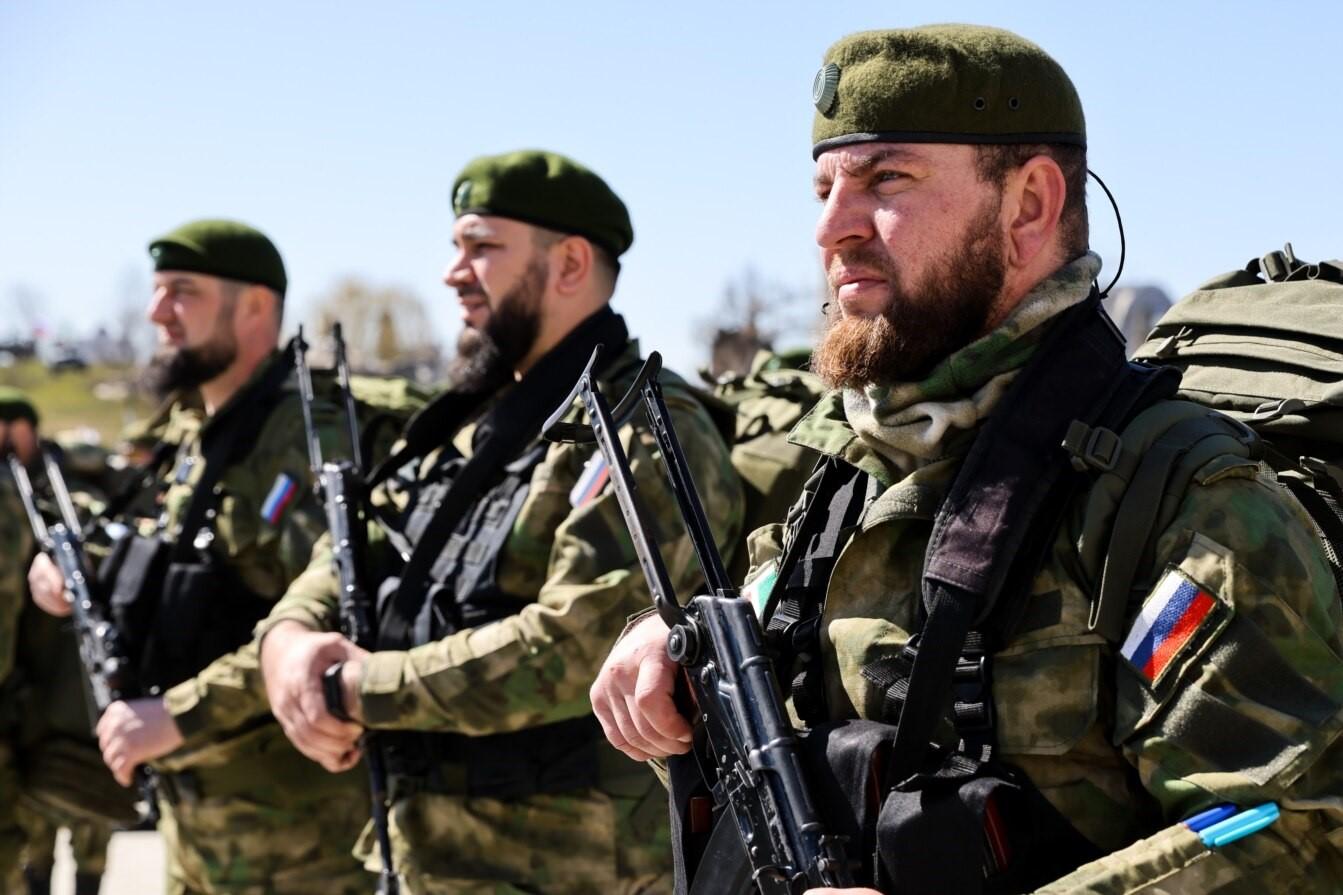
[2, 0, 1340, 377]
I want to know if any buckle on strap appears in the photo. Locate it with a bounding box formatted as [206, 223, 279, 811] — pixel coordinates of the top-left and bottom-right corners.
[1063, 421, 1122, 473]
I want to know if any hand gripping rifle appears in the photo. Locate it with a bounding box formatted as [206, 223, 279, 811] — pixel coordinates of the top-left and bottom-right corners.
[294, 325, 398, 895]
[544, 349, 853, 894]
[6, 450, 161, 823]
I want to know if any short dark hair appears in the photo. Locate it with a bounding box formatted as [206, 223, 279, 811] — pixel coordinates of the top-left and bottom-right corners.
[975, 143, 1088, 259]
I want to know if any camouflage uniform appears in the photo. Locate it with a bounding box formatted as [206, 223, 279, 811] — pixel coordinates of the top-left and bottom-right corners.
[744, 254, 1343, 891]
[12, 441, 143, 894]
[0, 478, 33, 891]
[122, 350, 374, 895]
[264, 336, 745, 894]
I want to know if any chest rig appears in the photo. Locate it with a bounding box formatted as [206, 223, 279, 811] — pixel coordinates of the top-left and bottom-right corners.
[372, 308, 634, 800]
[97, 350, 295, 695]
[675, 296, 1183, 894]
[377, 440, 548, 647]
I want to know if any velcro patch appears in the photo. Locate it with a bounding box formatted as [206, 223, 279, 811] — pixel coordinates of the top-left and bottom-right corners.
[260, 472, 300, 525]
[569, 452, 610, 508]
[1121, 569, 1220, 685]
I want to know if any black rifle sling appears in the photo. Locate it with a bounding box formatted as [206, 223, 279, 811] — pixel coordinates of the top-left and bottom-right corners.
[890, 296, 1175, 781]
[764, 459, 871, 724]
[377, 308, 629, 648]
[98, 439, 177, 525]
[171, 346, 297, 562]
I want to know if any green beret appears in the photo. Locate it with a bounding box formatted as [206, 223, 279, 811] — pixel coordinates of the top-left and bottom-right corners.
[0, 387, 38, 426]
[148, 219, 287, 297]
[451, 150, 633, 259]
[811, 24, 1086, 158]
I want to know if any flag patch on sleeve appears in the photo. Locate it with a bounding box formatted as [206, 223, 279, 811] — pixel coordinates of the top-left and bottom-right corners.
[569, 453, 610, 508]
[1121, 569, 1219, 685]
[260, 473, 300, 525]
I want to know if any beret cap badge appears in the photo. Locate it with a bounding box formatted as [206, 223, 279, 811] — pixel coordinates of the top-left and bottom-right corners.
[813, 62, 840, 115]
[453, 181, 473, 215]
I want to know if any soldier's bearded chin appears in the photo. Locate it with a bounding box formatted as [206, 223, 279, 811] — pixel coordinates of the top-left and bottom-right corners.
[449, 258, 547, 392]
[811, 199, 1006, 390]
[144, 334, 239, 399]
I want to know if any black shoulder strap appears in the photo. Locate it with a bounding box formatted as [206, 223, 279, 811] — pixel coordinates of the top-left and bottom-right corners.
[170, 348, 297, 561]
[890, 295, 1179, 780]
[376, 308, 629, 647]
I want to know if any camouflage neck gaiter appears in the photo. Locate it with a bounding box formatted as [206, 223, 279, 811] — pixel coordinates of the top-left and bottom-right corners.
[843, 252, 1103, 478]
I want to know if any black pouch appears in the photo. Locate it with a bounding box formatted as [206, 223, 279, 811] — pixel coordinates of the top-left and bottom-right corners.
[98, 532, 171, 663]
[672, 720, 1101, 895]
[870, 750, 1102, 895]
[143, 560, 273, 692]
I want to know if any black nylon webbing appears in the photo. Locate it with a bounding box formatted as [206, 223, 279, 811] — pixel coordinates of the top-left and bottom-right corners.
[171, 347, 296, 562]
[377, 308, 629, 649]
[890, 297, 1167, 781]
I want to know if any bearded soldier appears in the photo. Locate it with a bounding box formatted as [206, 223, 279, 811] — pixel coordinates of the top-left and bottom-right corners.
[259, 151, 744, 894]
[592, 26, 1343, 894]
[27, 219, 376, 894]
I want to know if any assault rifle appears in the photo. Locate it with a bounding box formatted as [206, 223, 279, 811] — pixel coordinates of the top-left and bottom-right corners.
[544, 350, 853, 894]
[294, 324, 399, 895]
[6, 450, 161, 823]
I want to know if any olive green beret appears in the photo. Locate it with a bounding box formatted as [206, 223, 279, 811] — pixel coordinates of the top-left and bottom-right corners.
[148, 219, 287, 297]
[0, 387, 38, 426]
[451, 150, 634, 258]
[811, 24, 1086, 158]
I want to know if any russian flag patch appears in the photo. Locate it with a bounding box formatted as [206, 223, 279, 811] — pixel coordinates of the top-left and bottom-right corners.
[569, 453, 610, 508]
[260, 472, 300, 525]
[1121, 569, 1220, 685]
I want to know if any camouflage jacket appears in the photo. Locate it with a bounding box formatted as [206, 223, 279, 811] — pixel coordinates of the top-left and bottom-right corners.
[0, 478, 33, 696]
[129, 349, 356, 767]
[744, 264, 1343, 891]
[264, 337, 745, 737]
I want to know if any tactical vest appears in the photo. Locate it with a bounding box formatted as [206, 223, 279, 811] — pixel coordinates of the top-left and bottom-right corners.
[97, 351, 293, 695]
[376, 441, 546, 646]
[373, 307, 632, 800]
[671, 295, 1184, 894]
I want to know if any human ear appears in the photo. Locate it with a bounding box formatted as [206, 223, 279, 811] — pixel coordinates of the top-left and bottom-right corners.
[552, 236, 593, 297]
[1004, 155, 1067, 269]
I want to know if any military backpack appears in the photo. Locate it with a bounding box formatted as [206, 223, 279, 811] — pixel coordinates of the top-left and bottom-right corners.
[698, 349, 826, 580]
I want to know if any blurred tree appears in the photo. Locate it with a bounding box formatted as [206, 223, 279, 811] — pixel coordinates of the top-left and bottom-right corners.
[308, 277, 442, 382]
[698, 266, 824, 378]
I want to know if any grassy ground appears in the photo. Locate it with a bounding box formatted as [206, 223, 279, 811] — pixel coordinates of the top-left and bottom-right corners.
[0, 360, 155, 446]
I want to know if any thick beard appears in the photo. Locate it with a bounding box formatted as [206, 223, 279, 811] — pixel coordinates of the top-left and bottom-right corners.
[448, 257, 547, 393]
[144, 333, 239, 400]
[811, 196, 1007, 390]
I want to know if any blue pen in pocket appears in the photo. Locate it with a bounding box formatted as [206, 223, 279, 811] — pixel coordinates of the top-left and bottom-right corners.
[1184, 803, 1279, 848]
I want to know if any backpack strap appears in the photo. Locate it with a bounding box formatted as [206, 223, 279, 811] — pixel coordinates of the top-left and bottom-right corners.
[763, 458, 874, 724]
[1087, 410, 1259, 642]
[890, 295, 1179, 781]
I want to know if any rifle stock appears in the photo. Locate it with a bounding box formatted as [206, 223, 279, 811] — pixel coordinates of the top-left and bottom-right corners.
[544, 349, 853, 893]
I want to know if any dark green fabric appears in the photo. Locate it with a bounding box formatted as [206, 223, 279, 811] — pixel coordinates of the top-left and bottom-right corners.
[0, 387, 37, 425]
[811, 24, 1086, 158]
[451, 150, 633, 258]
[148, 219, 287, 296]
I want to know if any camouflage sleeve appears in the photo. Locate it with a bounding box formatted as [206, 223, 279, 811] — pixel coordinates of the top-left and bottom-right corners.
[163, 401, 346, 743]
[0, 484, 32, 683]
[1106, 467, 1343, 889]
[253, 531, 343, 637]
[357, 396, 745, 734]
